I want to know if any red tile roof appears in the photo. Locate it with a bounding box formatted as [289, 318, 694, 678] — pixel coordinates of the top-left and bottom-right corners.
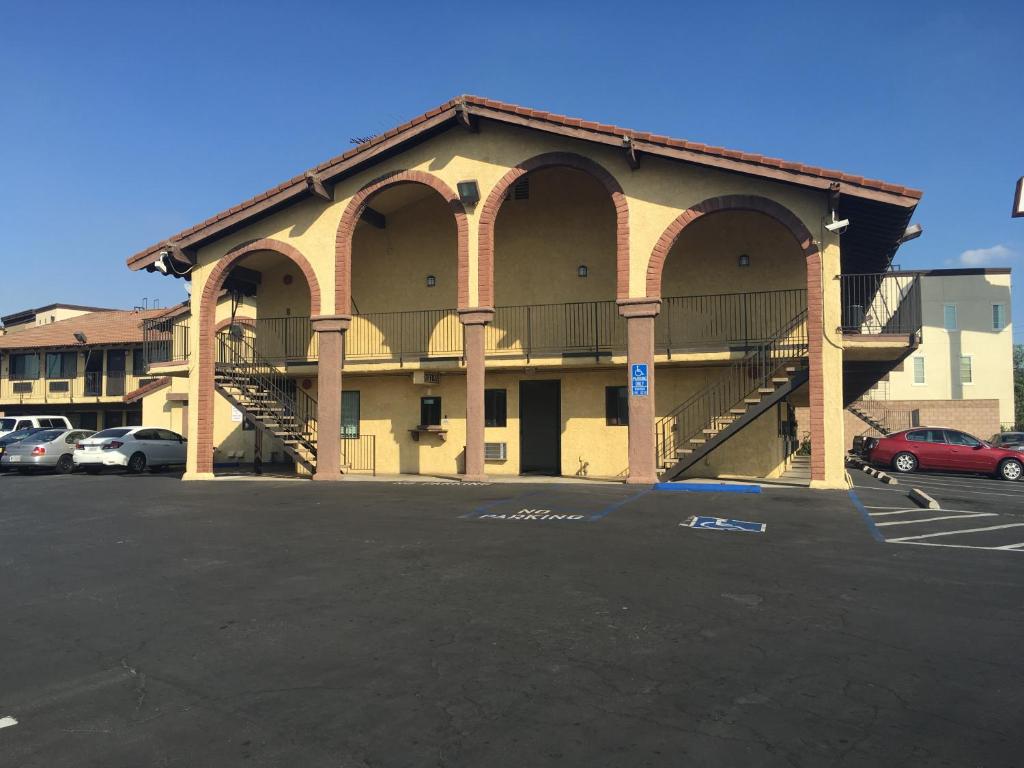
[128, 94, 922, 270]
[0, 308, 169, 350]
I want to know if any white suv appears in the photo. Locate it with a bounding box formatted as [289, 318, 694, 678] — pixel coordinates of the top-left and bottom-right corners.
[73, 427, 187, 474]
[0, 415, 72, 439]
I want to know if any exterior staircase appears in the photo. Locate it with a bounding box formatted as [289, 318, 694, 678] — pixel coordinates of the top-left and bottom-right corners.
[657, 311, 809, 481]
[214, 331, 319, 474]
[847, 402, 917, 437]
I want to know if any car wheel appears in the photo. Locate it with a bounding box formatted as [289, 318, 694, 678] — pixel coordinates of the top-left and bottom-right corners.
[127, 452, 147, 474]
[84, 466, 102, 475]
[998, 458, 1023, 481]
[55, 454, 74, 474]
[892, 452, 918, 473]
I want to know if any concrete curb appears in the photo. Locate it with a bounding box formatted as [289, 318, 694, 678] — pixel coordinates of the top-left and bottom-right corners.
[876, 471, 898, 485]
[909, 487, 940, 510]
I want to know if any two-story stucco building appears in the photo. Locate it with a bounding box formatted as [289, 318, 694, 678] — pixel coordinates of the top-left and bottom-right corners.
[125, 95, 925, 488]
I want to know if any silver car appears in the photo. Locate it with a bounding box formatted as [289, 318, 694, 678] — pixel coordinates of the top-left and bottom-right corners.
[1, 429, 95, 474]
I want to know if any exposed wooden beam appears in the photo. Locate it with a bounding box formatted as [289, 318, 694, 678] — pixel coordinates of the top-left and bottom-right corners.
[360, 207, 386, 229]
[623, 136, 640, 170]
[456, 101, 479, 133]
[305, 173, 333, 202]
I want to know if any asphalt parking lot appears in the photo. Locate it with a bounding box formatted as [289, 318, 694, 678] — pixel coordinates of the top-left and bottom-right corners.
[2, 473, 1023, 767]
[852, 465, 1024, 553]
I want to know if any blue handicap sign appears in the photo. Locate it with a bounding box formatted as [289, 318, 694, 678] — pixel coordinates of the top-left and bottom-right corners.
[630, 363, 648, 396]
[683, 515, 766, 533]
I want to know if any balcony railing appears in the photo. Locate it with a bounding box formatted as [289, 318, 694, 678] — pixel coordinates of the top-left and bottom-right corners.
[143, 313, 190, 365]
[840, 272, 922, 338]
[0, 372, 151, 402]
[347, 309, 463, 362]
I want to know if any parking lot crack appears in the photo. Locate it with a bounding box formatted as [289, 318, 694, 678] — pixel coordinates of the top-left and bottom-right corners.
[120, 658, 147, 710]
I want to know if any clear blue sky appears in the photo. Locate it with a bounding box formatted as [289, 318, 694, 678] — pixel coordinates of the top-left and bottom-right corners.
[2, 1, 1021, 330]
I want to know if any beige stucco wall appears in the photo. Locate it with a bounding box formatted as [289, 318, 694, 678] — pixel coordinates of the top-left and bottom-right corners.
[868, 272, 1014, 424]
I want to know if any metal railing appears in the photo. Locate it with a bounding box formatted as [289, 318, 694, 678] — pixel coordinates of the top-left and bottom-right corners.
[656, 289, 806, 353]
[347, 308, 463, 362]
[0, 372, 150, 402]
[216, 331, 319, 456]
[143, 313, 190, 365]
[655, 310, 809, 468]
[488, 301, 623, 358]
[255, 316, 318, 361]
[840, 272, 922, 337]
[341, 434, 376, 474]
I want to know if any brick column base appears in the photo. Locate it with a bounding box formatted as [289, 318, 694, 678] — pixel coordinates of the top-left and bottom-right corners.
[618, 298, 661, 485]
[459, 307, 494, 481]
[311, 315, 350, 482]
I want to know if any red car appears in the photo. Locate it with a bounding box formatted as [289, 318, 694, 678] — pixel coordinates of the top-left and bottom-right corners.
[866, 428, 1024, 481]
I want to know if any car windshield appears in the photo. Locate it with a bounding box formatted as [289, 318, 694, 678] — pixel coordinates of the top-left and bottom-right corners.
[91, 428, 131, 439]
[0, 418, 16, 431]
[22, 429, 66, 444]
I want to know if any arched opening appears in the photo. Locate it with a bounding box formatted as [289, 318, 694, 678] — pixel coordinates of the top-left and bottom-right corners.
[194, 239, 321, 476]
[480, 156, 627, 479]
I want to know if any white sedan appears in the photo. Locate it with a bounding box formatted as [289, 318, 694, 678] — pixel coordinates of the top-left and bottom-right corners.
[74, 427, 187, 474]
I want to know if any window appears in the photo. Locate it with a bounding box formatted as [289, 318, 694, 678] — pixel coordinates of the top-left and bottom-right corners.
[912, 357, 926, 385]
[341, 391, 360, 437]
[943, 303, 958, 330]
[906, 429, 945, 443]
[959, 355, 973, 384]
[605, 386, 629, 426]
[485, 389, 507, 427]
[157, 429, 182, 441]
[944, 430, 981, 447]
[131, 347, 146, 376]
[46, 351, 77, 379]
[993, 304, 1007, 331]
[134, 429, 158, 440]
[10, 353, 40, 380]
[420, 396, 442, 427]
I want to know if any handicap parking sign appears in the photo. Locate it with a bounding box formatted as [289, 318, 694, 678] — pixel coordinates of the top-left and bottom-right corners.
[631, 363, 648, 396]
[683, 515, 766, 533]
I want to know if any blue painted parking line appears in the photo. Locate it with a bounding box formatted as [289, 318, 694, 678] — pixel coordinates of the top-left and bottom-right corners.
[655, 482, 761, 494]
[848, 489, 884, 543]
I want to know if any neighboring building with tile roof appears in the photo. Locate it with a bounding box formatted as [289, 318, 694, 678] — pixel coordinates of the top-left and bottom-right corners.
[1, 303, 117, 334]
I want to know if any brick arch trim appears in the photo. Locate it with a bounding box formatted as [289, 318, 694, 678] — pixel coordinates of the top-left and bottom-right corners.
[645, 194, 819, 298]
[214, 316, 256, 333]
[477, 151, 630, 307]
[194, 238, 321, 474]
[334, 170, 469, 314]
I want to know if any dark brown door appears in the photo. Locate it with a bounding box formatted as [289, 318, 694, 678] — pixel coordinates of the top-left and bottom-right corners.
[519, 380, 560, 475]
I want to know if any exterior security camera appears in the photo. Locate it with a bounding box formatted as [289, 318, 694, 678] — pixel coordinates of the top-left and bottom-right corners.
[154, 253, 171, 274]
[825, 218, 850, 234]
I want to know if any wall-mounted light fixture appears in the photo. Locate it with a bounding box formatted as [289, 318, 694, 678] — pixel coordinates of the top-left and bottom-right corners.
[457, 180, 480, 206]
[73, 331, 87, 344]
[426, 275, 437, 288]
[738, 254, 751, 267]
[577, 265, 589, 278]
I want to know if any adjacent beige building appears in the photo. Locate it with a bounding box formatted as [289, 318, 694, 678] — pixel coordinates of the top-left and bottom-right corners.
[851, 268, 1014, 438]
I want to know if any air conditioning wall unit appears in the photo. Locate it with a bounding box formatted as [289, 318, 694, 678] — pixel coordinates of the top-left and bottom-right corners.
[413, 371, 441, 386]
[484, 442, 508, 461]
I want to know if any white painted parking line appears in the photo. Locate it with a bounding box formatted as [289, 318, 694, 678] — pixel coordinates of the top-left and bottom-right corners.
[870, 509, 919, 517]
[0, 716, 17, 729]
[864, 505, 915, 511]
[888, 522, 1024, 542]
[892, 541, 1024, 553]
[995, 542, 1024, 550]
[875, 513, 997, 527]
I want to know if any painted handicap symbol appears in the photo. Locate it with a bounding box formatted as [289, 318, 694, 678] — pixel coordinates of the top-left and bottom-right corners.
[683, 515, 766, 533]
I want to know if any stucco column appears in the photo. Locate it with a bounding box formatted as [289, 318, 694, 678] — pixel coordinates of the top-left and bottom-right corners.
[618, 298, 661, 485]
[807, 245, 846, 489]
[311, 315, 350, 482]
[459, 307, 494, 481]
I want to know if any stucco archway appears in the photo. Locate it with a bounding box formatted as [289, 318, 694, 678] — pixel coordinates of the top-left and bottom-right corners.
[477, 151, 630, 307]
[334, 170, 470, 314]
[193, 238, 322, 475]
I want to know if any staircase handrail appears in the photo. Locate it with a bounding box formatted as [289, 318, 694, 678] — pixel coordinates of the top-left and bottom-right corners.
[655, 309, 808, 465]
[216, 331, 319, 448]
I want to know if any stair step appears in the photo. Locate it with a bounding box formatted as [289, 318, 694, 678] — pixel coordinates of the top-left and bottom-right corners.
[757, 387, 776, 394]
[772, 377, 789, 384]
[744, 397, 761, 404]
[676, 449, 694, 456]
[701, 428, 719, 435]
[730, 408, 747, 415]
[689, 438, 707, 445]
